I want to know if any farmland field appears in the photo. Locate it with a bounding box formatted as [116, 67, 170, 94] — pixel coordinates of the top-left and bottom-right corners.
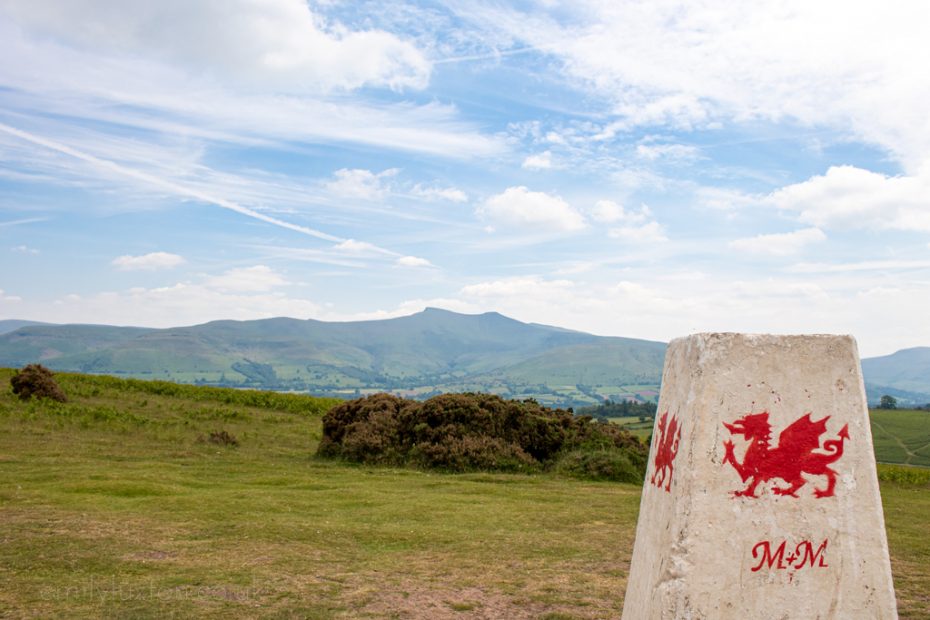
[871, 408, 930, 468]
[1, 370, 928, 618]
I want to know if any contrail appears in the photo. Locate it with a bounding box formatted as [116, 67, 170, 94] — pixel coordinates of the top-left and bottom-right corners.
[0, 122, 388, 250]
[433, 45, 541, 65]
[0, 216, 49, 228]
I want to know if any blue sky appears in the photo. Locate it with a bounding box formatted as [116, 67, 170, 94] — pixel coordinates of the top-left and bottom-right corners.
[1, 0, 929, 356]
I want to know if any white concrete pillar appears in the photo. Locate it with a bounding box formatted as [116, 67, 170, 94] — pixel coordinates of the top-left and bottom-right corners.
[622, 333, 897, 619]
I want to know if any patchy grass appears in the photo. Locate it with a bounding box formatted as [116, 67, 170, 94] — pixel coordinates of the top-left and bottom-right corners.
[0, 370, 927, 618]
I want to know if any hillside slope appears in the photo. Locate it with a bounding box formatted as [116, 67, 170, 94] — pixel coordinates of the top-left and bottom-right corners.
[3, 313, 926, 407]
[0, 319, 52, 335]
[0, 309, 664, 406]
[862, 347, 930, 395]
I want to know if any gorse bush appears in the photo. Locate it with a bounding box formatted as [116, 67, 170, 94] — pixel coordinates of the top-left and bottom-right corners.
[317, 392, 648, 481]
[10, 364, 67, 403]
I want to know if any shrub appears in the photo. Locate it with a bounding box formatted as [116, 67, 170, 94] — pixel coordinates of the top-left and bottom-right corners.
[203, 430, 239, 447]
[317, 392, 408, 462]
[317, 392, 648, 481]
[10, 364, 67, 402]
[877, 464, 930, 486]
[554, 449, 645, 483]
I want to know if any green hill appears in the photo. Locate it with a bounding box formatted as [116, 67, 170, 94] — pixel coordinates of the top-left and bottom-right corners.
[862, 347, 930, 396]
[3, 312, 928, 407]
[0, 309, 664, 406]
[0, 319, 52, 335]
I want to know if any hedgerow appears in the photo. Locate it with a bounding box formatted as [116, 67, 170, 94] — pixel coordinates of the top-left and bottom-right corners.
[317, 392, 648, 481]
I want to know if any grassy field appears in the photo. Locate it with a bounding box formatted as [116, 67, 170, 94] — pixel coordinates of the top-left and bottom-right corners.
[871, 408, 930, 468]
[1, 370, 928, 619]
[608, 407, 930, 464]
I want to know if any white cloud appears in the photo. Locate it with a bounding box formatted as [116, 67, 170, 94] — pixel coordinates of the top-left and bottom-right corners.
[608, 221, 668, 243]
[1, 0, 431, 93]
[522, 151, 552, 170]
[478, 186, 586, 231]
[788, 259, 930, 274]
[410, 184, 468, 202]
[695, 187, 759, 212]
[333, 239, 385, 255]
[635, 143, 700, 162]
[768, 164, 930, 231]
[729, 227, 826, 256]
[11, 245, 39, 255]
[380, 267, 930, 356]
[459, 2, 930, 169]
[395, 256, 433, 268]
[0, 289, 22, 303]
[111, 251, 185, 271]
[460, 276, 575, 299]
[591, 201, 666, 242]
[325, 168, 399, 200]
[589, 200, 652, 224]
[205, 265, 288, 293]
[46, 283, 320, 327]
[589, 200, 625, 223]
[0, 21, 503, 160]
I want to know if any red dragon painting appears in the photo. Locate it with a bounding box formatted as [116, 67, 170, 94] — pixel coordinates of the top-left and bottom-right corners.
[650, 411, 682, 493]
[722, 412, 850, 498]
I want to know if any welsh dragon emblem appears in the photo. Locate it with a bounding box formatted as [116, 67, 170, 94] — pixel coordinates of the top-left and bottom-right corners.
[650, 411, 681, 493]
[722, 412, 849, 499]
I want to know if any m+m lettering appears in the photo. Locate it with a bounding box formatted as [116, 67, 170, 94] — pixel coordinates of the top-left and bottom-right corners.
[750, 539, 829, 572]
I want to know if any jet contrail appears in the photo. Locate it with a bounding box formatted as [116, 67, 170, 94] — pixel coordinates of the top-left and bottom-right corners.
[0, 121, 379, 248]
[0, 216, 49, 228]
[433, 45, 541, 65]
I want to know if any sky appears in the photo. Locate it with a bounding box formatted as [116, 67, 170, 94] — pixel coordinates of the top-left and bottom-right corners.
[1, 0, 929, 357]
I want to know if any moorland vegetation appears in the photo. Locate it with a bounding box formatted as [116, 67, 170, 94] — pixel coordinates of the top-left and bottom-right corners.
[1, 368, 929, 617]
[317, 392, 648, 482]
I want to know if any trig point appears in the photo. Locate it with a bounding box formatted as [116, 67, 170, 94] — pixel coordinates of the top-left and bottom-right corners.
[622, 333, 898, 619]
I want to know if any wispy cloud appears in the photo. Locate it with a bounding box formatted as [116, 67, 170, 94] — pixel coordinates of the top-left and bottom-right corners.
[788, 259, 930, 274]
[456, 2, 930, 169]
[0, 216, 48, 228]
[326, 168, 399, 200]
[729, 227, 826, 256]
[206, 265, 289, 293]
[0, 16, 504, 160]
[112, 252, 185, 271]
[410, 184, 468, 203]
[0, 122, 346, 243]
[395, 255, 434, 268]
[522, 151, 552, 170]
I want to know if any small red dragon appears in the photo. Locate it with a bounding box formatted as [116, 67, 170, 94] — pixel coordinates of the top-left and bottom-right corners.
[722, 412, 849, 499]
[650, 411, 682, 493]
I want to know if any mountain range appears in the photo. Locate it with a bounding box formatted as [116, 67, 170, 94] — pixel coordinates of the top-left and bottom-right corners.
[0, 311, 927, 407]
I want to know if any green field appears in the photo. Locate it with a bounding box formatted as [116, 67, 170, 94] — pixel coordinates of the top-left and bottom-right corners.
[871, 408, 930, 468]
[1, 371, 928, 618]
[609, 407, 930, 467]
[605, 417, 654, 441]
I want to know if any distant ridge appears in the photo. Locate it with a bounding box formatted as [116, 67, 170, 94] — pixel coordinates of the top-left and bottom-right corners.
[862, 347, 930, 402]
[1, 311, 927, 406]
[0, 319, 52, 335]
[0, 309, 666, 407]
